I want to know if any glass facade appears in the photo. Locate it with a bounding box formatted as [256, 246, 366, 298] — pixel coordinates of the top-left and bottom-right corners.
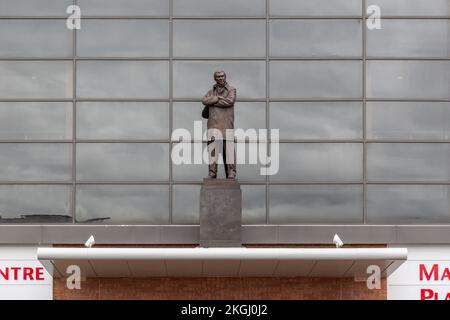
[0, 0, 449, 225]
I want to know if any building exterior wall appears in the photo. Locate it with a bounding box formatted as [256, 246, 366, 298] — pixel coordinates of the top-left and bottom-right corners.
[0, 0, 449, 301]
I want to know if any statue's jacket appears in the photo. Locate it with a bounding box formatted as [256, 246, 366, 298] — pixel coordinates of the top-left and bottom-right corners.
[202, 83, 236, 141]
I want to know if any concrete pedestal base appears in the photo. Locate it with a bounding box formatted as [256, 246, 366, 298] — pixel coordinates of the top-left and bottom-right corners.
[199, 178, 242, 247]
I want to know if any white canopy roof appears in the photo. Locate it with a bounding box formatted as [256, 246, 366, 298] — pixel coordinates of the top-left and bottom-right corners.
[38, 247, 407, 278]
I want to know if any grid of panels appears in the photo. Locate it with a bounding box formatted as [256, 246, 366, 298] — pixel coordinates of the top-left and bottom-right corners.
[0, 0, 449, 225]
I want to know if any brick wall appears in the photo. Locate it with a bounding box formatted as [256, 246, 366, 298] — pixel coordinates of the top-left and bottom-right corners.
[54, 277, 386, 300]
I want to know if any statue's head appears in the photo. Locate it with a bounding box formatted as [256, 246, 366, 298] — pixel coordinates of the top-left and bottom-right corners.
[214, 70, 226, 87]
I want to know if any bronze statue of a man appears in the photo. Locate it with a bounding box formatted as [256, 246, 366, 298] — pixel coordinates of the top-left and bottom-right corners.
[201, 70, 237, 179]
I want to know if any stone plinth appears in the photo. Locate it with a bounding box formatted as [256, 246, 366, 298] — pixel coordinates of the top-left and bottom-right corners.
[199, 178, 242, 247]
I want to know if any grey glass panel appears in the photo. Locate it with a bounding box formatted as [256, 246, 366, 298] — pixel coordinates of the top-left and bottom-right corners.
[173, 61, 265, 99]
[77, 102, 169, 139]
[172, 185, 265, 225]
[242, 185, 266, 224]
[0, 144, 71, 181]
[235, 102, 266, 133]
[0, 20, 72, 57]
[172, 103, 207, 141]
[270, 61, 362, 98]
[367, 20, 450, 58]
[77, 61, 169, 98]
[367, 185, 450, 224]
[76, 143, 169, 181]
[270, 102, 362, 139]
[367, 61, 450, 99]
[366, 0, 450, 16]
[270, 20, 362, 57]
[0, 61, 73, 98]
[0, 102, 72, 140]
[172, 185, 200, 224]
[77, 20, 169, 57]
[236, 142, 266, 182]
[272, 143, 363, 182]
[367, 143, 450, 182]
[270, 185, 363, 224]
[173, 102, 265, 141]
[173, 0, 265, 17]
[173, 20, 265, 57]
[172, 143, 207, 181]
[171, 142, 264, 181]
[270, 0, 361, 16]
[0, 0, 72, 16]
[0, 185, 72, 223]
[76, 185, 169, 224]
[367, 102, 450, 140]
[78, 0, 169, 16]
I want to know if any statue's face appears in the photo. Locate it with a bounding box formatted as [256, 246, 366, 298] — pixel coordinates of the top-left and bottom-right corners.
[214, 72, 226, 87]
